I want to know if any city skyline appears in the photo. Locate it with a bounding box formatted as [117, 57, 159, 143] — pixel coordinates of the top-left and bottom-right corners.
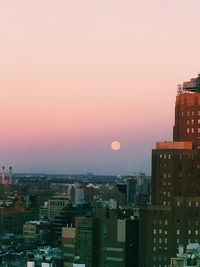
[1, 1, 200, 174]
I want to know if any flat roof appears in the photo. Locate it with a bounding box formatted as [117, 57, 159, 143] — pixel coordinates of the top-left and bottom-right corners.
[156, 141, 192, 150]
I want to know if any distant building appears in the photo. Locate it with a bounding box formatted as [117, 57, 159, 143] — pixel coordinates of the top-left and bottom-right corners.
[116, 174, 150, 206]
[47, 195, 69, 221]
[52, 203, 92, 244]
[23, 220, 52, 244]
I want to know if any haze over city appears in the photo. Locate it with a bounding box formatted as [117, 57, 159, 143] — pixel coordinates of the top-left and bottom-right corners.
[1, 0, 200, 174]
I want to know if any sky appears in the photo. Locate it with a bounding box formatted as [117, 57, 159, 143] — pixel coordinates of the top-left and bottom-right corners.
[0, 0, 200, 175]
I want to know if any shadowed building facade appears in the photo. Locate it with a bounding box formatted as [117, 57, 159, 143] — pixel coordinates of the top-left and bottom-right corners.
[140, 74, 200, 267]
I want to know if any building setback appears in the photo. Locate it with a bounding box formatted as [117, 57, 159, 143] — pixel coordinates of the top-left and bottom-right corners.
[139, 74, 200, 267]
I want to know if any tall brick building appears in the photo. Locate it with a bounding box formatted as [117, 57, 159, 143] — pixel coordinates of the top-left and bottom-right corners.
[140, 74, 200, 267]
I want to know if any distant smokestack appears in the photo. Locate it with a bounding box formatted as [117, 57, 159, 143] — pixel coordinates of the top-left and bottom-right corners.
[2, 166, 5, 184]
[9, 166, 12, 184]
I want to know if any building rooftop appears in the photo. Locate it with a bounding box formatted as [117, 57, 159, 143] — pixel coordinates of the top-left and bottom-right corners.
[183, 74, 200, 92]
[156, 141, 193, 150]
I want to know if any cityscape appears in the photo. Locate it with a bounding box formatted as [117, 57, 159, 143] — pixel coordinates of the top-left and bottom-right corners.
[1, 74, 200, 267]
[1, 1, 200, 267]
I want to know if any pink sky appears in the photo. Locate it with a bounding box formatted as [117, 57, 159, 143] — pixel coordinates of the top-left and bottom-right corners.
[0, 0, 200, 174]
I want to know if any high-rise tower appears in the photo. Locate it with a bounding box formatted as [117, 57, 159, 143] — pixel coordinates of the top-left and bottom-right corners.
[140, 74, 200, 267]
[174, 74, 200, 149]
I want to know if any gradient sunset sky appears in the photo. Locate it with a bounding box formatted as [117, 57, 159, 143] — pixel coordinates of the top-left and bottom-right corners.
[0, 0, 200, 175]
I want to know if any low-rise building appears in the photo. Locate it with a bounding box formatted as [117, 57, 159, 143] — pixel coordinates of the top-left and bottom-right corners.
[170, 243, 200, 267]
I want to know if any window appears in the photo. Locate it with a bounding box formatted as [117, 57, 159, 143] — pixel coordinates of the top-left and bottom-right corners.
[198, 111, 200, 116]
[198, 119, 200, 124]
[181, 111, 184, 116]
[191, 119, 194, 124]
[153, 247, 156, 251]
[164, 230, 168, 235]
[196, 202, 199, 207]
[153, 229, 156, 234]
[159, 238, 162, 243]
[188, 230, 191, 235]
[187, 128, 190, 133]
[187, 111, 190, 116]
[177, 239, 180, 244]
[187, 120, 190, 125]
[177, 201, 180, 206]
[188, 201, 191, 207]
[153, 238, 156, 243]
[192, 111, 194, 116]
[164, 220, 168, 225]
[195, 230, 198, 235]
[191, 128, 194, 133]
[198, 128, 200, 133]
[164, 238, 167, 243]
[177, 229, 180, 235]
[159, 229, 162, 234]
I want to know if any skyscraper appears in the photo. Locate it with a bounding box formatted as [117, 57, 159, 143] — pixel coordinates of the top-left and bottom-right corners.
[140, 74, 200, 267]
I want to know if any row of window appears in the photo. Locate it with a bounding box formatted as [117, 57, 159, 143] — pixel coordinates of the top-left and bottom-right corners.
[176, 229, 199, 235]
[163, 182, 171, 186]
[153, 220, 168, 225]
[163, 173, 171, 179]
[186, 127, 200, 133]
[153, 238, 168, 244]
[177, 201, 200, 207]
[153, 229, 168, 235]
[186, 119, 200, 124]
[159, 154, 194, 160]
[181, 111, 200, 116]
[160, 154, 171, 159]
[163, 201, 170, 206]
[163, 192, 171, 197]
[153, 255, 168, 261]
[153, 246, 167, 252]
